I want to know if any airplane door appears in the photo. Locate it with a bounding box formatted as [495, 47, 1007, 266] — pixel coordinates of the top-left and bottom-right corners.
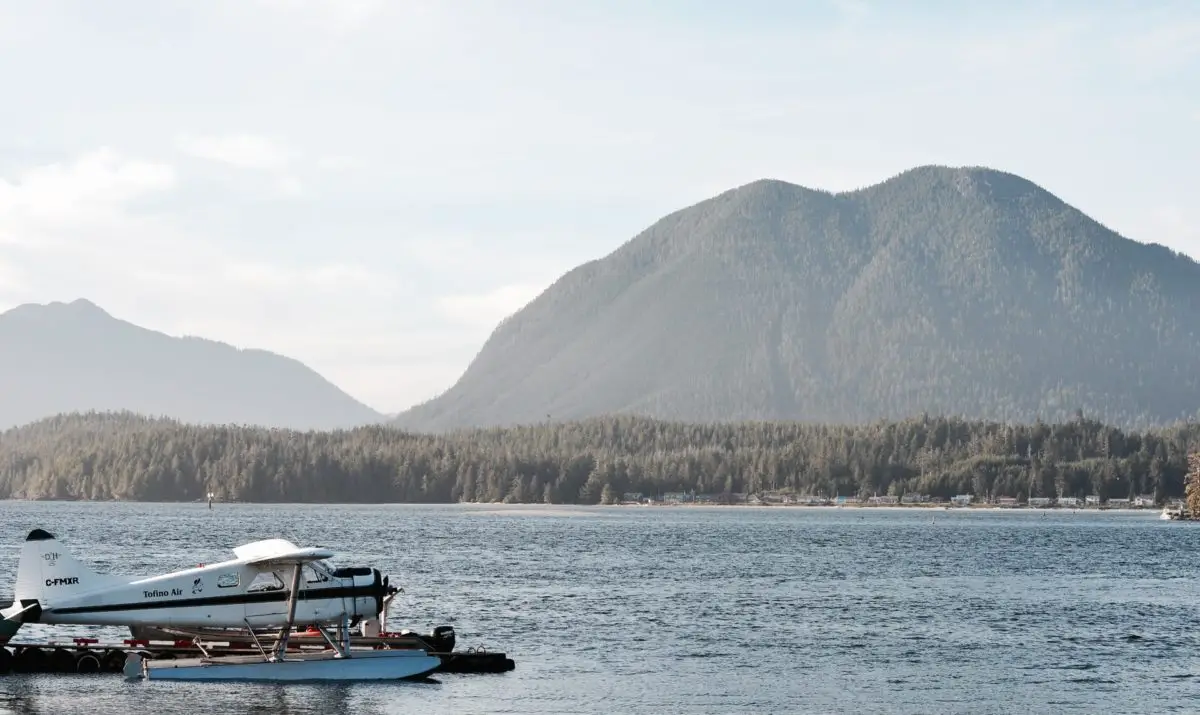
[244, 565, 334, 626]
[299, 564, 334, 622]
[244, 569, 288, 626]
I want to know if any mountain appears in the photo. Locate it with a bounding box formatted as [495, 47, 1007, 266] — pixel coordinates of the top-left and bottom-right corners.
[396, 165, 1200, 432]
[0, 299, 383, 430]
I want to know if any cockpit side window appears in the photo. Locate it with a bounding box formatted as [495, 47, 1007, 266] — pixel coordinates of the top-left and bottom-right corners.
[247, 571, 285, 592]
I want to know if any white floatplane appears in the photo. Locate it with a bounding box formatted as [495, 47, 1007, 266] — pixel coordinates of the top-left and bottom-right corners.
[0, 528, 442, 682]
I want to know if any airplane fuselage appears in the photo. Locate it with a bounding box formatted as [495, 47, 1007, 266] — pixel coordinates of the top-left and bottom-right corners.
[25, 554, 387, 629]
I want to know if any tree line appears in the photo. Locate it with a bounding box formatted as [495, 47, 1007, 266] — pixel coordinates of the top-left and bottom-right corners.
[1, 411, 1198, 504]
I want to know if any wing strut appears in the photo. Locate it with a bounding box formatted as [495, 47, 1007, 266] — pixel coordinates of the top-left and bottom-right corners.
[274, 563, 304, 661]
[245, 619, 270, 661]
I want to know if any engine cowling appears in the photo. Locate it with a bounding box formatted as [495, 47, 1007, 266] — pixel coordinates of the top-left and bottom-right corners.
[329, 566, 398, 622]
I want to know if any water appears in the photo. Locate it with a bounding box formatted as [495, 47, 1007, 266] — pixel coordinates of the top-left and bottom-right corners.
[1, 502, 1199, 714]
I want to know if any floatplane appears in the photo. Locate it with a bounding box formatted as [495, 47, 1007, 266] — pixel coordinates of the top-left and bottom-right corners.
[1, 529, 442, 682]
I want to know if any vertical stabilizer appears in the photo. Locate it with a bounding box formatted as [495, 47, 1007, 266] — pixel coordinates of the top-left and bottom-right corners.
[12, 528, 115, 613]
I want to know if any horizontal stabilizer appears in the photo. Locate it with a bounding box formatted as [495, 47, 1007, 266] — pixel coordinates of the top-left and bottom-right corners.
[0, 617, 20, 643]
[2, 600, 41, 621]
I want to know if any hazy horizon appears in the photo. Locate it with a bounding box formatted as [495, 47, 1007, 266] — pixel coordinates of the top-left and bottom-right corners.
[1, 0, 1196, 413]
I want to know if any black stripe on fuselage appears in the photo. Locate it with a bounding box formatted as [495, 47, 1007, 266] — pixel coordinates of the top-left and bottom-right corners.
[48, 584, 381, 616]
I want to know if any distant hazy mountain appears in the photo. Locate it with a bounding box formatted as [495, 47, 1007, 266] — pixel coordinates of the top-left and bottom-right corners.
[0, 299, 383, 430]
[395, 165, 1200, 432]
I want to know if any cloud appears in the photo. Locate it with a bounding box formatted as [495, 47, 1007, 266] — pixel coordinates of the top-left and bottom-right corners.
[955, 20, 1089, 77]
[828, 0, 871, 22]
[177, 133, 305, 199]
[314, 155, 365, 171]
[0, 257, 24, 292]
[0, 148, 175, 232]
[276, 175, 304, 197]
[253, 0, 386, 34]
[221, 261, 396, 298]
[1115, 20, 1200, 74]
[0, 149, 213, 280]
[177, 133, 296, 170]
[436, 283, 550, 329]
[1141, 205, 1200, 257]
[399, 233, 589, 282]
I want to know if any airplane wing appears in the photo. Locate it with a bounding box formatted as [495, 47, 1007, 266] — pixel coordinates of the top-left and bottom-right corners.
[232, 539, 335, 568]
[246, 547, 335, 568]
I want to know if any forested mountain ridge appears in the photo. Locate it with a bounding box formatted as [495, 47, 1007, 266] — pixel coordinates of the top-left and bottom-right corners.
[0, 300, 383, 430]
[1, 411, 1193, 503]
[395, 165, 1200, 432]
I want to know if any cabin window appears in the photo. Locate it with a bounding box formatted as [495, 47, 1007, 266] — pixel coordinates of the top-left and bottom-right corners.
[246, 571, 285, 592]
[217, 572, 240, 588]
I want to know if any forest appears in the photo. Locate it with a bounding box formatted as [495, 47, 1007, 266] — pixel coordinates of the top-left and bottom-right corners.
[0, 411, 1196, 504]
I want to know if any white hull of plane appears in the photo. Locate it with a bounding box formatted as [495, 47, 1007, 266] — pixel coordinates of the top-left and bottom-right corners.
[128, 649, 441, 682]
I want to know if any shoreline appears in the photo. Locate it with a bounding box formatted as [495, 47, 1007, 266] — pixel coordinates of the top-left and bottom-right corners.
[461, 502, 1173, 514]
[0, 499, 1176, 513]
[611, 503, 1165, 512]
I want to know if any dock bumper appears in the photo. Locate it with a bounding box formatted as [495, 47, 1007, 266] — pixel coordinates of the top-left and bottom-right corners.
[436, 649, 516, 674]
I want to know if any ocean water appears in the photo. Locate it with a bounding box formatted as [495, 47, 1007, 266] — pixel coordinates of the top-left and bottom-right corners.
[1, 502, 1198, 714]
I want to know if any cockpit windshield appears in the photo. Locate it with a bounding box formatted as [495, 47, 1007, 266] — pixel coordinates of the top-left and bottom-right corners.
[303, 562, 331, 584]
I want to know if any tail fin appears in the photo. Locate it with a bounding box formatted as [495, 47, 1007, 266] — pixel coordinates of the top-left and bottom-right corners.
[12, 528, 116, 612]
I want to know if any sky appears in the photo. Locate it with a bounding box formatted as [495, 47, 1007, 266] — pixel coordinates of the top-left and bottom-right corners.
[0, 0, 1197, 414]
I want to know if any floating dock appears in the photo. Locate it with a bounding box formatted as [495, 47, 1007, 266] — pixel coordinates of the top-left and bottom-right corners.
[0, 634, 515, 676]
